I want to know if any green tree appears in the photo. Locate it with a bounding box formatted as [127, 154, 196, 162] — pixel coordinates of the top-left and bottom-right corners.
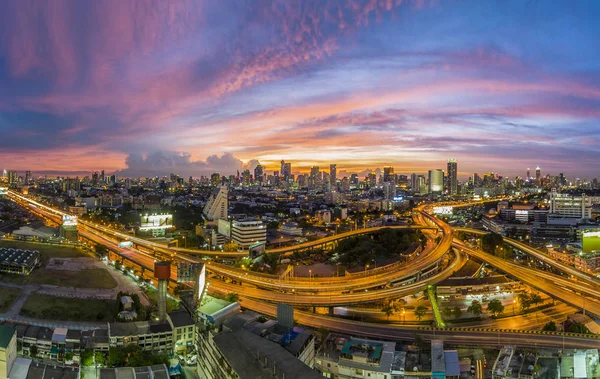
[81, 350, 94, 366]
[225, 293, 240, 303]
[381, 305, 394, 319]
[487, 299, 505, 316]
[481, 233, 504, 255]
[453, 306, 462, 319]
[108, 347, 126, 366]
[518, 293, 532, 311]
[65, 352, 74, 362]
[568, 322, 591, 334]
[414, 305, 427, 321]
[542, 321, 557, 332]
[95, 351, 107, 366]
[29, 345, 38, 358]
[468, 300, 483, 317]
[530, 293, 543, 307]
[95, 243, 109, 258]
[442, 307, 453, 320]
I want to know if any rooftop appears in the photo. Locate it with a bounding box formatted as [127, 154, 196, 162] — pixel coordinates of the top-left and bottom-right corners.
[213, 328, 321, 379]
[0, 324, 15, 348]
[167, 310, 194, 328]
[0, 248, 40, 266]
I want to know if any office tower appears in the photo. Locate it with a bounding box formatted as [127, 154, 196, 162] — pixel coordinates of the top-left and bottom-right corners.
[254, 164, 264, 183]
[350, 174, 359, 186]
[283, 163, 291, 182]
[210, 172, 220, 186]
[100, 170, 105, 183]
[535, 166, 541, 184]
[330, 164, 337, 187]
[154, 262, 171, 322]
[527, 168, 530, 180]
[280, 160, 285, 176]
[383, 182, 396, 200]
[417, 175, 426, 194]
[25, 170, 31, 184]
[368, 171, 377, 187]
[397, 175, 408, 187]
[203, 186, 228, 221]
[7, 171, 17, 185]
[383, 166, 394, 183]
[428, 169, 444, 194]
[91, 171, 99, 186]
[309, 166, 320, 189]
[447, 158, 458, 195]
[242, 170, 250, 186]
[410, 173, 418, 191]
[559, 173, 565, 186]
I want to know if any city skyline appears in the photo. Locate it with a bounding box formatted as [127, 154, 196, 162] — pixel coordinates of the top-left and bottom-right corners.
[1, 1, 600, 177]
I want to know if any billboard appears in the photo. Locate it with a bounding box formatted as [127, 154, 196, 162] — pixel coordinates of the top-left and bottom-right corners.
[140, 214, 173, 230]
[433, 206, 453, 215]
[62, 215, 78, 226]
[177, 262, 204, 283]
[583, 231, 600, 253]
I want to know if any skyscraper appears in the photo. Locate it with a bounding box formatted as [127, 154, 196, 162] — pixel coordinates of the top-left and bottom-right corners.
[25, 170, 31, 184]
[447, 159, 458, 195]
[535, 166, 541, 184]
[428, 169, 444, 194]
[383, 166, 394, 183]
[254, 164, 264, 183]
[329, 164, 337, 187]
[283, 163, 291, 182]
[526, 168, 530, 180]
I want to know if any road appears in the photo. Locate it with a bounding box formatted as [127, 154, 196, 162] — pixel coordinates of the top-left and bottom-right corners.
[237, 297, 600, 349]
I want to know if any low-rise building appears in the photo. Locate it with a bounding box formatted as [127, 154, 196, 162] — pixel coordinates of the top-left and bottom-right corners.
[0, 325, 17, 379]
[108, 322, 172, 354]
[437, 276, 519, 299]
[0, 248, 40, 275]
[167, 310, 195, 355]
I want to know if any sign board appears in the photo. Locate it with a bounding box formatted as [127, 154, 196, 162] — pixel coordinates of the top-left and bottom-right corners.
[432, 206, 453, 215]
[140, 214, 173, 230]
[62, 215, 78, 226]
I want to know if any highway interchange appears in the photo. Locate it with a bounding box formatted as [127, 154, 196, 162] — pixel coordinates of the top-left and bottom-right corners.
[6, 189, 600, 348]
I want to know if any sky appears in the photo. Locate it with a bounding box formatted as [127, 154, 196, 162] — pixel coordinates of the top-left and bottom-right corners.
[1, 0, 599, 180]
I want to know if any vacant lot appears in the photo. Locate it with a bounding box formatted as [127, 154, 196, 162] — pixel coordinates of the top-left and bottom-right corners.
[0, 241, 116, 289]
[20, 293, 115, 322]
[144, 287, 180, 312]
[0, 286, 22, 313]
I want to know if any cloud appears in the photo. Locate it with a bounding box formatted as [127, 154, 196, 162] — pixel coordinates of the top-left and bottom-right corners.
[113, 151, 259, 178]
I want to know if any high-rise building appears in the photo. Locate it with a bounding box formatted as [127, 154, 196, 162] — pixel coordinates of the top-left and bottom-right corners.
[283, 163, 291, 182]
[210, 172, 220, 187]
[242, 170, 250, 186]
[100, 170, 105, 183]
[203, 186, 228, 221]
[447, 158, 458, 195]
[91, 171, 99, 186]
[527, 168, 530, 180]
[548, 189, 592, 225]
[254, 165, 264, 183]
[231, 220, 267, 249]
[383, 166, 394, 183]
[329, 164, 337, 187]
[383, 182, 396, 200]
[428, 169, 444, 194]
[368, 171, 377, 187]
[309, 166, 320, 189]
[7, 171, 17, 185]
[410, 173, 418, 191]
[25, 170, 31, 184]
[535, 166, 541, 184]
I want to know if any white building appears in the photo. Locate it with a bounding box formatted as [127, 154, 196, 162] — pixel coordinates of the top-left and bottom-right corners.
[280, 222, 303, 236]
[548, 190, 592, 225]
[203, 186, 228, 221]
[428, 169, 444, 194]
[231, 220, 266, 249]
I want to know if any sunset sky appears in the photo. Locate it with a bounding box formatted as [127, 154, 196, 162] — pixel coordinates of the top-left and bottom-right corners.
[1, 0, 599, 179]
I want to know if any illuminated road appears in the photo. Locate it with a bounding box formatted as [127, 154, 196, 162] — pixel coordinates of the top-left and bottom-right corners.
[455, 241, 600, 317]
[235, 297, 600, 349]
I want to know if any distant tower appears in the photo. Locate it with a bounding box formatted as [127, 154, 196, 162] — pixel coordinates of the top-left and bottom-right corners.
[154, 261, 171, 322]
[447, 159, 458, 195]
[428, 169, 444, 194]
[535, 166, 541, 184]
[526, 168, 530, 180]
[330, 164, 337, 188]
[383, 166, 394, 183]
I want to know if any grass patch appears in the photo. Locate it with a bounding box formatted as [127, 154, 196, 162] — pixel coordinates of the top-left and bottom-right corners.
[20, 293, 115, 322]
[0, 240, 115, 289]
[144, 287, 179, 312]
[0, 286, 22, 313]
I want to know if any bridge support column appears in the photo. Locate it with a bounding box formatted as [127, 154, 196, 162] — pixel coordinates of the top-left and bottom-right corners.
[312, 306, 316, 313]
[328, 307, 334, 316]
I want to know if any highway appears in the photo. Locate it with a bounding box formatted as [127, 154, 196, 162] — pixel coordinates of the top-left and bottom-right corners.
[455, 241, 600, 317]
[456, 227, 600, 287]
[208, 249, 465, 306]
[236, 297, 600, 349]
